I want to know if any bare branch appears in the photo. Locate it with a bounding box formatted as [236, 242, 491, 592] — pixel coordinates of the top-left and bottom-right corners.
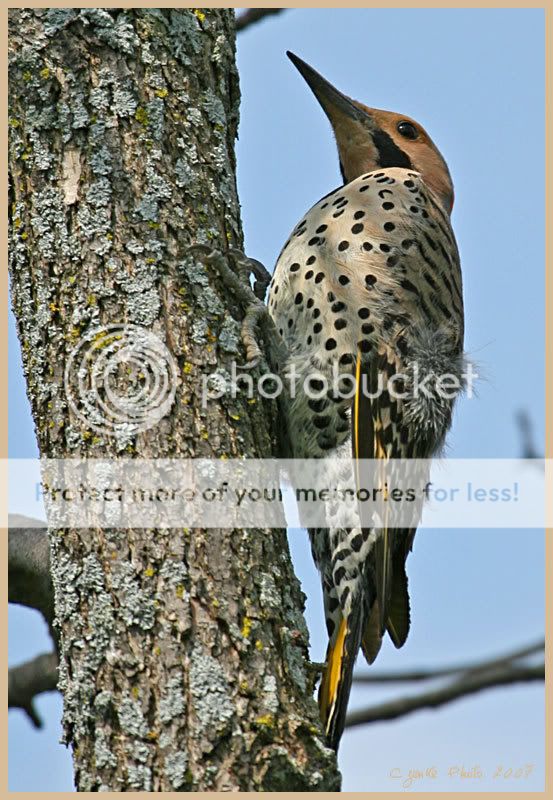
[353, 639, 544, 684]
[8, 515, 55, 632]
[8, 652, 59, 729]
[515, 409, 543, 461]
[236, 8, 286, 33]
[346, 662, 544, 728]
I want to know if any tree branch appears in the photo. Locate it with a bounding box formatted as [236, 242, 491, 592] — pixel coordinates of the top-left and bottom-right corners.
[516, 409, 543, 461]
[236, 8, 286, 33]
[346, 662, 544, 728]
[352, 639, 544, 683]
[8, 515, 55, 632]
[8, 652, 59, 729]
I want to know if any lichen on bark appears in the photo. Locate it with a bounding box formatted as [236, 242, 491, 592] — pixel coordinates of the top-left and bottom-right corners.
[8, 8, 340, 791]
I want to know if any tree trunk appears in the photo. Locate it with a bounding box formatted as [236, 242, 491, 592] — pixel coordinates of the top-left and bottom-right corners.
[8, 8, 339, 791]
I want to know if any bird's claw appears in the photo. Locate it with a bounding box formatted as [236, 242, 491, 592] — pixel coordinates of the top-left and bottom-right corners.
[188, 243, 273, 369]
[306, 660, 326, 694]
[227, 247, 272, 301]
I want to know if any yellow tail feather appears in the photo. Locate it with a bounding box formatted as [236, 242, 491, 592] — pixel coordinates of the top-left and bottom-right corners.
[319, 617, 347, 727]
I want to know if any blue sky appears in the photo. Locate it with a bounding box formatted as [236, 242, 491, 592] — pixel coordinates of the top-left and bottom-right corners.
[8, 8, 544, 791]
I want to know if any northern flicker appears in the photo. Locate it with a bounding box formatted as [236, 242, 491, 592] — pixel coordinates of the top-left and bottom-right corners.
[268, 53, 465, 749]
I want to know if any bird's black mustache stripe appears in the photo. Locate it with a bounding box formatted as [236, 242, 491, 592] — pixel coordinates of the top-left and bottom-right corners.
[339, 129, 412, 181]
[372, 129, 413, 169]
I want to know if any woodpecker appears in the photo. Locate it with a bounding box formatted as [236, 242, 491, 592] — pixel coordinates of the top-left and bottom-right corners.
[268, 53, 465, 749]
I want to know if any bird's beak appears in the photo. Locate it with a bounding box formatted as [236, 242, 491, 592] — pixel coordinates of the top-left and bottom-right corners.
[287, 51, 381, 182]
[287, 51, 371, 129]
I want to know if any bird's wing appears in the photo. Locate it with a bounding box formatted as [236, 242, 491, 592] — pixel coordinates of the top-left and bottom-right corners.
[352, 346, 408, 655]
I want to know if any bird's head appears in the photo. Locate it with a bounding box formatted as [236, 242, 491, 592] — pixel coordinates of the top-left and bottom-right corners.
[287, 51, 454, 215]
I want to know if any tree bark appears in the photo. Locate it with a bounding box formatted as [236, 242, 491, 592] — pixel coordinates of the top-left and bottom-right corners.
[8, 8, 339, 791]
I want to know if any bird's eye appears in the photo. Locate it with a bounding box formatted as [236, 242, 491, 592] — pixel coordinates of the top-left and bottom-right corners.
[397, 121, 419, 140]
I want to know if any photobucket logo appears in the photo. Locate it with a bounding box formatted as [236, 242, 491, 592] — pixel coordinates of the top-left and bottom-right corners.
[65, 324, 177, 435]
[202, 360, 478, 407]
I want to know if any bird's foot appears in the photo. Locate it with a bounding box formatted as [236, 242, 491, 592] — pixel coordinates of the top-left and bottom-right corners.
[227, 247, 272, 302]
[188, 244, 285, 370]
[306, 660, 326, 694]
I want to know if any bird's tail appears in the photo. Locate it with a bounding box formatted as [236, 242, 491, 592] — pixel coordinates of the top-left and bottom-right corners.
[318, 603, 364, 750]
